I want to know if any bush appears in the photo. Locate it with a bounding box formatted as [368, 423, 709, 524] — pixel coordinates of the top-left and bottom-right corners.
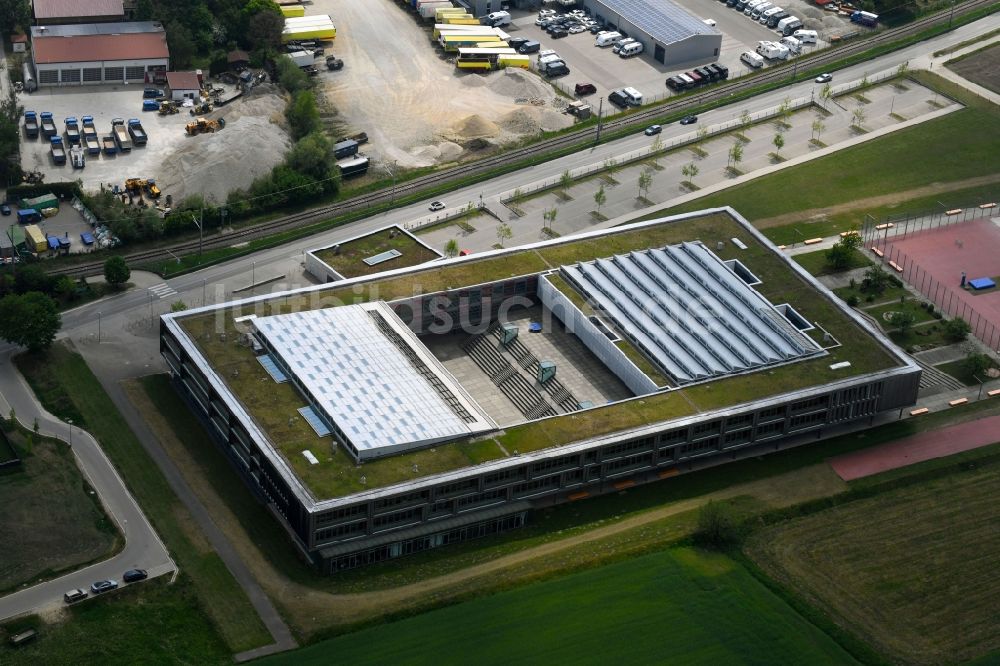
[847, 295, 860, 307]
[943, 317, 971, 342]
[103, 256, 131, 288]
[866, 294, 875, 302]
[5, 182, 81, 203]
[692, 501, 745, 550]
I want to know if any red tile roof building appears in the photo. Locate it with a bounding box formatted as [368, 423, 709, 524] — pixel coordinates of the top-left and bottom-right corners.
[33, 0, 125, 24]
[30, 22, 169, 87]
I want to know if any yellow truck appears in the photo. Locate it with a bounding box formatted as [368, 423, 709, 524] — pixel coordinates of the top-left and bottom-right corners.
[24, 224, 46, 253]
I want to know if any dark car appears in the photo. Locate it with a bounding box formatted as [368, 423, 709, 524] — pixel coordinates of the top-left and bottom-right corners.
[589, 24, 603, 33]
[507, 37, 528, 50]
[91, 579, 118, 594]
[643, 124, 662, 136]
[123, 569, 148, 583]
[0, 203, 10, 216]
[142, 88, 163, 99]
[575, 82, 597, 95]
[551, 29, 568, 39]
[679, 115, 698, 125]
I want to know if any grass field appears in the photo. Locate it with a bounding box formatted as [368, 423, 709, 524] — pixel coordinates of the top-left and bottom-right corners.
[260, 546, 855, 666]
[311, 227, 440, 278]
[0, 425, 119, 593]
[14, 345, 272, 655]
[663, 72, 1000, 226]
[745, 444, 1000, 664]
[935, 356, 1000, 386]
[792, 248, 872, 276]
[0, 578, 232, 665]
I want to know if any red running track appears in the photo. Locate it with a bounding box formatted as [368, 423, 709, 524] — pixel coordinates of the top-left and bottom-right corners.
[828, 414, 1000, 481]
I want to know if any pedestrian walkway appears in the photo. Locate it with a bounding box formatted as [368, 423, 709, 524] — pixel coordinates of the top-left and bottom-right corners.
[829, 413, 1000, 481]
[148, 283, 178, 299]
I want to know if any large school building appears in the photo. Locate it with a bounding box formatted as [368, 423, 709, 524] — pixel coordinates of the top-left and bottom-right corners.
[160, 208, 920, 572]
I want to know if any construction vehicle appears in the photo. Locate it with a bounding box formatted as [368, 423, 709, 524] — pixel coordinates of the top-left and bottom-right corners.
[111, 118, 132, 152]
[102, 135, 117, 155]
[127, 118, 148, 146]
[189, 101, 214, 116]
[70, 145, 86, 169]
[82, 116, 101, 154]
[185, 117, 226, 135]
[21, 170, 44, 185]
[124, 178, 147, 194]
[64, 117, 81, 145]
[40, 112, 56, 138]
[146, 179, 161, 198]
[50, 136, 66, 165]
[158, 100, 180, 115]
[326, 55, 344, 70]
[23, 111, 39, 139]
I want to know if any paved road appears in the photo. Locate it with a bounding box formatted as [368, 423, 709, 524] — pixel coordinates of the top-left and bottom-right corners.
[0, 346, 176, 622]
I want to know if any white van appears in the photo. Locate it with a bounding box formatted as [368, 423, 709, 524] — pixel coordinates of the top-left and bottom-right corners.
[793, 29, 818, 43]
[595, 31, 622, 47]
[612, 37, 637, 54]
[484, 11, 511, 26]
[760, 6, 783, 23]
[743, 0, 765, 16]
[536, 49, 557, 61]
[779, 35, 801, 53]
[538, 53, 561, 65]
[619, 42, 644, 58]
[750, 2, 773, 19]
[622, 87, 643, 106]
[740, 51, 765, 68]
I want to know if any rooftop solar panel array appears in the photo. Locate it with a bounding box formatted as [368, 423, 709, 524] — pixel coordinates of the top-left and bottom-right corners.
[561, 242, 819, 385]
[253, 303, 494, 458]
[595, 0, 716, 45]
[257, 354, 289, 383]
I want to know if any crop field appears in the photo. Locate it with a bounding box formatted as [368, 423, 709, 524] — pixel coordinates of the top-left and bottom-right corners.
[745, 454, 1000, 664]
[260, 546, 854, 666]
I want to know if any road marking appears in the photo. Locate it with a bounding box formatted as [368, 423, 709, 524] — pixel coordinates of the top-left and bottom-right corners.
[149, 283, 177, 299]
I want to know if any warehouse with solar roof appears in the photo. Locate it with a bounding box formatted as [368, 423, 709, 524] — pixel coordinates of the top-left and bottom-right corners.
[583, 0, 722, 64]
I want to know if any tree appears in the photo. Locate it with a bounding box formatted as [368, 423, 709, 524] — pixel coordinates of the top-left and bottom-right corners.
[964, 352, 992, 379]
[680, 162, 698, 187]
[444, 239, 459, 257]
[637, 169, 652, 198]
[778, 97, 792, 126]
[862, 265, 891, 295]
[496, 223, 512, 248]
[559, 169, 573, 195]
[543, 207, 557, 230]
[104, 256, 131, 288]
[650, 133, 664, 154]
[811, 118, 826, 141]
[0, 292, 61, 353]
[892, 310, 916, 336]
[727, 140, 743, 171]
[772, 132, 785, 158]
[286, 131, 333, 182]
[603, 158, 619, 181]
[825, 240, 856, 270]
[170, 300, 188, 312]
[739, 109, 752, 133]
[0, 0, 32, 34]
[819, 83, 833, 108]
[165, 21, 197, 69]
[593, 184, 606, 215]
[696, 125, 709, 144]
[852, 104, 867, 129]
[246, 8, 283, 50]
[53, 275, 77, 302]
[275, 57, 309, 93]
[943, 317, 971, 342]
[897, 60, 910, 77]
[286, 90, 320, 140]
[693, 501, 744, 550]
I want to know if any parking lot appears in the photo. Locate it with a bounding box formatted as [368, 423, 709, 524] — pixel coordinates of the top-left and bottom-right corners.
[17, 82, 290, 204]
[503, 1, 853, 108]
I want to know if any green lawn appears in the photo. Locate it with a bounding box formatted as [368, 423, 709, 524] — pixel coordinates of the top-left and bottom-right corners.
[14, 345, 272, 655]
[935, 357, 1000, 386]
[864, 298, 937, 326]
[0, 424, 119, 593]
[260, 547, 855, 666]
[833, 283, 910, 307]
[311, 227, 440, 279]
[664, 73, 1000, 224]
[0, 578, 231, 666]
[793, 248, 872, 276]
[888, 321, 952, 351]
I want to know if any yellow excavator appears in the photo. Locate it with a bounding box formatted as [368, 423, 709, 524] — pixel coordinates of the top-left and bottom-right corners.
[185, 117, 226, 136]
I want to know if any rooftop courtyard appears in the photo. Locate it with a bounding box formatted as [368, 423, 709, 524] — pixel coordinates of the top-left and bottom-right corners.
[170, 209, 901, 501]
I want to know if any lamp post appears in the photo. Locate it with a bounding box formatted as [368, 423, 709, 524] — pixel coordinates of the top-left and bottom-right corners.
[66, 418, 73, 447]
[97, 311, 102, 342]
[251, 261, 256, 293]
[202, 278, 207, 306]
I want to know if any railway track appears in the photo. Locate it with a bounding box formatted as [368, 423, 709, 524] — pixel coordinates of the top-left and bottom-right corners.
[50, 0, 996, 278]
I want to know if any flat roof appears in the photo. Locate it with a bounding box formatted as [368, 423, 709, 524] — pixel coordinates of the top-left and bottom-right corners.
[593, 0, 717, 44]
[561, 242, 820, 384]
[252, 302, 495, 458]
[33, 0, 124, 20]
[32, 23, 168, 65]
[167, 209, 912, 503]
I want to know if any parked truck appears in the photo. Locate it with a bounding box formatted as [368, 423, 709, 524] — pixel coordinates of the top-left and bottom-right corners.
[111, 118, 132, 152]
[286, 50, 315, 68]
[64, 117, 81, 145]
[40, 112, 56, 138]
[81, 116, 101, 154]
[70, 145, 85, 169]
[127, 118, 148, 146]
[50, 136, 66, 165]
[102, 135, 117, 155]
[851, 10, 879, 26]
[24, 111, 39, 139]
[24, 225, 47, 253]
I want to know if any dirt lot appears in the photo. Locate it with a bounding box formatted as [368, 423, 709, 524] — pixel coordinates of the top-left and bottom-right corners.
[947, 43, 1000, 94]
[18, 83, 290, 203]
[313, 0, 572, 168]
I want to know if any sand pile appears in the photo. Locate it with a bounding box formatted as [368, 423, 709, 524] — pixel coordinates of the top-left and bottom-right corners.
[451, 114, 500, 139]
[488, 69, 554, 100]
[437, 141, 463, 161]
[156, 115, 291, 202]
[498, 109, 540, 133]
[460, 73, 489, 88]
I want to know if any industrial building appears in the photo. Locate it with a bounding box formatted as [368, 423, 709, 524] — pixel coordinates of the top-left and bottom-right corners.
[32, 0, 125, 25]
[161, 209, 920, 573]
[30, 21, 169, 87]
[581, 0, 722, 65]
[165, 71, 202, 101]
